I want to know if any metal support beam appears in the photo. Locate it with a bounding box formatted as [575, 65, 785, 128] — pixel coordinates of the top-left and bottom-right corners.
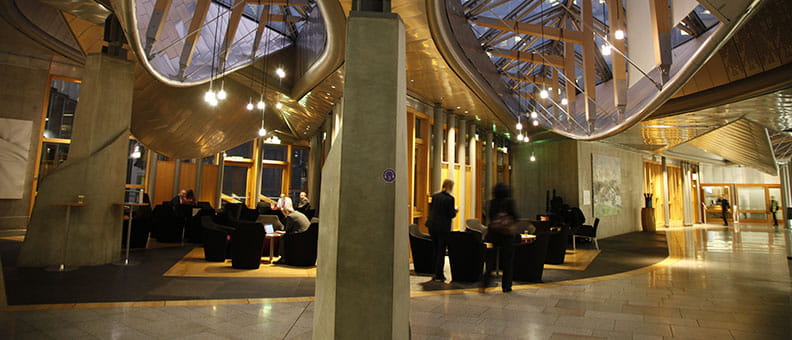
[582, 0, 597, 127]
[607, 0, 627, 115]
[489, 48, 564, 68]
[144, 0, 173, 55]
[473, 17, 584, 44]
[218, 0, 246, 71]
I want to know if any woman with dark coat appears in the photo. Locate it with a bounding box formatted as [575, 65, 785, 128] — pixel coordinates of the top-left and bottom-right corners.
[481, 183, 518, 292]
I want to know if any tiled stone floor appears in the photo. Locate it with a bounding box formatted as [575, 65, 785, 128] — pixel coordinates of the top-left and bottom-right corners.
[1, 224, 790, 339]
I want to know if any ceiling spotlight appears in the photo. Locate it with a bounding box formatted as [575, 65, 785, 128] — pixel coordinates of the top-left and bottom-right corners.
[276, 68, 286, 79]
[615, 29, 625, 40]
[601, 43, 612, 56]
[532, 120, 539, 126]
[530, 111, 538, 119]
[539, 89, 549, 99]
[561, 98, 568, 106]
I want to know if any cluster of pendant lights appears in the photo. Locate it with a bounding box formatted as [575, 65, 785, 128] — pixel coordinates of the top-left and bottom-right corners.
[515, 110, 540, 144]
[600, 29, 625, 57]
[203, 66, 287, 138]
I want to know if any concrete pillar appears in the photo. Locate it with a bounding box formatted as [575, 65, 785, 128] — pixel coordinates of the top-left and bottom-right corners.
[215, 152, 225, 209]
[456, 117, 466, 230]
[19, 54, 133, 266]
[484, 130, 494, 215]
[681, 161, 693, 226]
[446, 113, 456, 182]
[172, 160, 181, 196]
[195, 158, 203, 199]
[468, 123, 477, 219]
[148, 152, 158, 199]
[662, 156, 670, 227]
[431, 106, 444, 192]
[313, 11, 408, 339]
[307, 133, 322, 214]
[778, 163, 792, 259]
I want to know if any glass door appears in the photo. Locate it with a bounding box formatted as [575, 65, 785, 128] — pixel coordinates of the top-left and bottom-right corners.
[736, 186, 768, 223]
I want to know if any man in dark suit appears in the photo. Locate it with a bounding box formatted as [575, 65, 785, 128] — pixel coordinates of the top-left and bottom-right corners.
[426, 179, 457, 281]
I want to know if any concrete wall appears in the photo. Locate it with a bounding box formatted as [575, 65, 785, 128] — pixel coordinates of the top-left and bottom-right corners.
[512, 140, 579, 221]
[576, 141, 643, 239]
[0, 17, 55, 229]
[513, 140, 643, 239]
[700, 164, 780, 185]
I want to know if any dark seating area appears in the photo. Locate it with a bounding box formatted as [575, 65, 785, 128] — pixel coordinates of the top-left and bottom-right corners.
[231, 222, 267, 269]
[447, 231, 486, 282]
[201, 215, 235, 262]
[280, 222, 319, 266]
[512, 233, 550, 282]
[408, 224, 433, 275]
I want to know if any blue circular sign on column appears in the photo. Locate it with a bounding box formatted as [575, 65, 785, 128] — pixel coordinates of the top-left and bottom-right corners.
[382, 169, 396, 183]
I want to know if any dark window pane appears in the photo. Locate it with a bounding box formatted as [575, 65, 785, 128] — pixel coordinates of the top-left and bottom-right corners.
[226, 141, 253, 159]
[263, 144, 287, 161]
[222, 165, 248, 202]
[39, 142, 69, 179]
[260, 167, 283, 198]
[45, 79, 80, 139]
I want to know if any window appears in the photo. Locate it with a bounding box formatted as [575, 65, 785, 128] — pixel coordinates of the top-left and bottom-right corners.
[34, 77, 81, 197]
[223, 165, 249, 202]
[289, 148, 309, 200]
[226, 141, 253, 159]
[263, 144, 287, 161]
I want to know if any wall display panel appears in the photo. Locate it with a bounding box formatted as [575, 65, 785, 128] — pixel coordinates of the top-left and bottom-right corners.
[593, 154, 622, 217]
[0, 118, 32, 199]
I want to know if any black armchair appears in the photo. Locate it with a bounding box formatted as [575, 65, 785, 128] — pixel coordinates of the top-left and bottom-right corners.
[513, 233, 550, 282]
[201, 216, 235, 262]
[573, 218, 600, 250]
[281, 222, 319, 266]
[231, 222, 266, 269]
[152, 204, 183, 243]
[447, 231, 486, 282]
[409, 224, 433, 275]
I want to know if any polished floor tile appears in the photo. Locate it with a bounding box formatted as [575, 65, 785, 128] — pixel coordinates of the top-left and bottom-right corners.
[1, 225, 790, 339]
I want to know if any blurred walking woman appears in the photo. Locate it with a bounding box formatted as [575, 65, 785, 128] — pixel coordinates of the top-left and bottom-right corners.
[482, 183, 518, 292]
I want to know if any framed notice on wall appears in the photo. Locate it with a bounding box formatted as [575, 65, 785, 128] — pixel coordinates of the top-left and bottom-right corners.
[592, 154, 622, 217]
[0, 118, 32, 199]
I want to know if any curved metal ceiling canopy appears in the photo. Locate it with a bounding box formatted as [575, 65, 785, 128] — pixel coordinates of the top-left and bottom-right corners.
[437, 0, 763, 140]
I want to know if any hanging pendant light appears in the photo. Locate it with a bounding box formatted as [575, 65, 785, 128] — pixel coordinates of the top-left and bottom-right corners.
[204, 88, 216, 103]
[601, 43, 612, 56]
[517, 134, 524, 141]
[275, 102, 283, 110]
[540, 89, 549, 99]
[276, 68, 286, 79]
[217, 81, 227, 100]
[246, 97, 254, 111]
[530, 153, 536, 162]
[258, 121, 266, 137]
[532, 119, 539, 126]
[561, 98, 568, 106]
[615, 29, 625, 40]
[531, 111, 538, 119]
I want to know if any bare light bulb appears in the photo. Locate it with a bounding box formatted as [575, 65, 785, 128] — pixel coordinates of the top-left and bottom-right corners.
[530, 111, 538, 119]
[530, 154, 536, 162]
[517, 134, 524, 141]
[524, 136, 530, 143]
[532, 120, 539, 126]
[208, 97, 218, 107]
[516, 122, 523, 130]
[246, 102, 254, 111]
[615, 29, 625, 40]
[601, 43, 612, 56]
[256, 100, 265, 110]
[540, 89, 549, 99]
[275, 102, 283, 110]
[204, 90, 216, 103]
[258, 127, 266, 137]
[561, 98, 568, 106]
[276, 68, 286, 79]
[217, 88, 227, 100]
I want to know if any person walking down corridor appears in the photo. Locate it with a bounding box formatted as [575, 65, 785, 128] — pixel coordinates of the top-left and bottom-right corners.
[426, 179, 457, 282]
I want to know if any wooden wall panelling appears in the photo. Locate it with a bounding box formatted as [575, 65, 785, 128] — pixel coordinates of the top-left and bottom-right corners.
[719, 41, 747, 82]
[178, 162, 197, 193]
[200, 164, 218, 205]
[730, 27, 764, 76]
[154, 160, 175, 205]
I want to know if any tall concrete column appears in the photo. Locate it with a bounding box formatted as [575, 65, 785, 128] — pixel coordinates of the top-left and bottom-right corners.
[172, 160, 181, 196]
[446, 113, 456, 182]
[19, 54, 134, 266]
[662, 156, 670, 227]
[147, 152, 158, 199]
[456, 117, 466, 229]
[468, 123, 477, 219]
[307, 133, 322, 214]
[314, 11, 408, 339]
[431, 106, 444, 192]
[681, 161, 693, 226]
[484, 130, 494, 219]
[215, 152, 225, 209]
[778, 162, 792, 259]
[195, 158, 203, 199]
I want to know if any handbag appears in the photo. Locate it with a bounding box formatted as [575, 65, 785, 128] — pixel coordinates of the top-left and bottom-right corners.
[489, 212, 517, 235]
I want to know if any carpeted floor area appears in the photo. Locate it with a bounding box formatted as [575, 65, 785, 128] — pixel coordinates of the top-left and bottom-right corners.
[0, 231, 667, 306]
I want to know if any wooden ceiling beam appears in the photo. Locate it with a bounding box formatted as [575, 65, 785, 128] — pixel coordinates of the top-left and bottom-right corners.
[144, 0, 173, 55]
[177, 0, 212, 80]
[473, 16, 584, 44]
[244, 0, 310, 6]
[489, 48, 565, 68]
[219, 0, 246, 70]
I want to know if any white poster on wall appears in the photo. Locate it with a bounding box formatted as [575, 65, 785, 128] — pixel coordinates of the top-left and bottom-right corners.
[0, 118, 32, 199]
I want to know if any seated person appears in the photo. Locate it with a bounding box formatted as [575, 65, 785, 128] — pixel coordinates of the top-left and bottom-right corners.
[171, 189, 186, 205]
[270, 193, 293, 211]
[275, 207, 311, 264]
[296, 192, 311, 214]
[182, 189, 198, 206]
